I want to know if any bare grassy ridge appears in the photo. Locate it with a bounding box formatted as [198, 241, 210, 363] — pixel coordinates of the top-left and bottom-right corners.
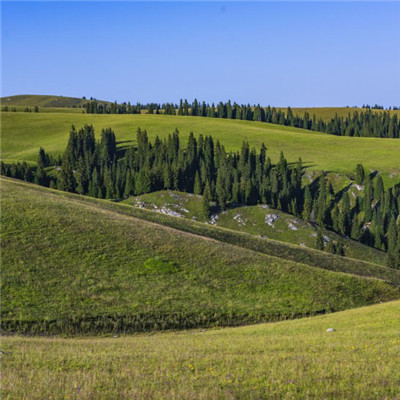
[2, 178, 399, 335]
[2, 301, 400, 399]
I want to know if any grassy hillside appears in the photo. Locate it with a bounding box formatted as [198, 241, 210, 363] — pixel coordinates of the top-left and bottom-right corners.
[5, 178, 400, 286]
[2, 178, 399, 334]
[125, 190, 387, 266]
[0, 94, 108, 108]
[2, 112, 400, 185]
[2, 301, 400, 399]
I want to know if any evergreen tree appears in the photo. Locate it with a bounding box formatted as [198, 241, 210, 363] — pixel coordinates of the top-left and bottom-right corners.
[216, 169, 227, 209]
[315, 231, 325, 251]
[302, 185, 313, 221]
[338, 192, 351, 236]
[193, 171, 202, 195]
[124, 169, 134, 197]
[202, 181, 212, 219]
[355, 164, 365, 185]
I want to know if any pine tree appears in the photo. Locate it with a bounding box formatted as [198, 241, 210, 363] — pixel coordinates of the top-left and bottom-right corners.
[216, 169, 227, 209]
[202, 181, 212, 219]
[338, 192, 351, 236]
[315, 231, 325, 251]
[387, 216, 398, 253]
[374, 175, 385, 202]
[363, 175, 373, 222]
[124, 169, 134, 197]
[135, 170, 152, 194]
[302, 185, 313, 221]
[193, 171, 202, 195]
[355, 164, 365, 185]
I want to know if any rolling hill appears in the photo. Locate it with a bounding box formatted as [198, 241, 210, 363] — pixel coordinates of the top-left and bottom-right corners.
[0, 94, 108, 108]
[2, 177, 399, 335]
[2, 300, 400, 399]
[3, 94, 399, 118]
[2, 112, 400, 186]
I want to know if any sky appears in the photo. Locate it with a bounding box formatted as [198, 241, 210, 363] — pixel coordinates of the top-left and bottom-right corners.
[1, 1, 399, 107]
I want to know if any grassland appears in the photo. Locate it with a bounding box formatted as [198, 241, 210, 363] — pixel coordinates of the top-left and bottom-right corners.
[2, 300, 400, 399]
[2, 177, 399, 335]
[126, 190, 387, 266]
[2, 112, 400, 185]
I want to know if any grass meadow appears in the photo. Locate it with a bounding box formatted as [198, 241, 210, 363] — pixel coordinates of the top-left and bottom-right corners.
[2, 301, 400, 399]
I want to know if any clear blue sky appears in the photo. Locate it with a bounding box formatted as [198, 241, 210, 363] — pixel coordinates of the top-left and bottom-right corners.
[2, 1, 399, 107]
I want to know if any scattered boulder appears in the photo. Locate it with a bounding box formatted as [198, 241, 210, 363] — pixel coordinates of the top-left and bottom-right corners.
[233, 214, 244, 224]
[326, 328, 335, 333]
[265, 213, 279, 227]
[210, 214, 219, 225]
[288, 222, 298, 231]
[159, 207, 183, 217]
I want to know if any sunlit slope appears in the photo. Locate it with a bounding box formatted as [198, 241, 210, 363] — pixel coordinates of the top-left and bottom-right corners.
[2, 301, 400, 399]
[0, 94, 108, 108]
[2, 113, 400, 181]
[2, 178, 399, 334]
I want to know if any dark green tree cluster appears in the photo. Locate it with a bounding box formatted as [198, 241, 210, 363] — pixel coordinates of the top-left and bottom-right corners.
[85, 101, 178, 115]
[176, 99, 400, 138]
[2, 128, 400, 267]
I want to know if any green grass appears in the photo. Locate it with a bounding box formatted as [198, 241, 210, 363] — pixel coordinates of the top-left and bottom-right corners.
[123, 190, 207, 221]
[125, 190, 387, 266]
[2, 112, 400, 185]
[2, 300, 400, 399]
[2, 178, 399, 335]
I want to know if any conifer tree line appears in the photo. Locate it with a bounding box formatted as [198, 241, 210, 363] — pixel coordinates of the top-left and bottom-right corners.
[2, 125, 400, 268]
[84, 101, 176, 115]
[176, 99, 400, 138]
[84, 98, 400, 138]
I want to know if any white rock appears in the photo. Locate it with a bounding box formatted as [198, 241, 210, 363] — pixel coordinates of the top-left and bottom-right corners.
[233, 214, 244, 224]
[158, 207, 183, 217]
[210, 214, 219, 225]
[326, 328, 335, 332]
[265, 213, 279, 227]
[288, 223, 298, 231]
